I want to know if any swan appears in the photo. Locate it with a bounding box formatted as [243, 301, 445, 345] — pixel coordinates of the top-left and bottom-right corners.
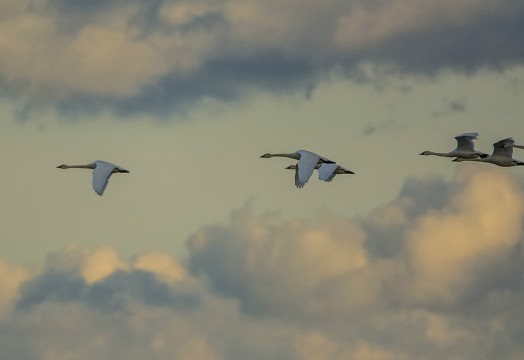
[260, 150, 334, 188]
[420, 132, 487, 159]
[453, 138, 524, 167]
[285, 163, 354, 183]
[57, 160, 129, 195]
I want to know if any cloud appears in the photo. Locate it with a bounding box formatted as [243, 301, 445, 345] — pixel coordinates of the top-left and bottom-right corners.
[16, 268, 199, 312]
[15, 246, 199, 312]
[1, 0, 523, 116]
[294, 332, 407, 360]
[402, 167, 524, 305]
[187, 205, 371, 317]
[185, 166, 524, 357]
[0, 258, 33, 314]
[2, 167, 524, 359]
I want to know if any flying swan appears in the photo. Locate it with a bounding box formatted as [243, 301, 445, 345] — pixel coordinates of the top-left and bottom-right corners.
[420, 132, 487, 159]
[453, 138, 524, 167]
[57, 160, 130, 195]
[260, 150, 334, 188]
[285, 163, 354, 183]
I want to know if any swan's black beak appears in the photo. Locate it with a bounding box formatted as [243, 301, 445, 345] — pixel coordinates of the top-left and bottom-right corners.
[120, 169, 130, 173]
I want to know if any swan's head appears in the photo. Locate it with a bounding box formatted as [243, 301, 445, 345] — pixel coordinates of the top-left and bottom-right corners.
[452, 158, 465, 162]
[260, 153, 272, 158]
[56, 164, 68, 169]
[419, 151, 431, 156]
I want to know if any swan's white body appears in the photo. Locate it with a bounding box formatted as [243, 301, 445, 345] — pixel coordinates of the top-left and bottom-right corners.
[57, 160, 129, 195]
[420, 132, 487, 159]
[260, 150, 334, 188]
[286, 163, 354, 183]
[453, 138, 524, 167]
[317, 163, 355, 182]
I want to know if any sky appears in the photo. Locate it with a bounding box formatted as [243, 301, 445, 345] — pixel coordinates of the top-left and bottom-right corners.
[1, 0, 524, 359]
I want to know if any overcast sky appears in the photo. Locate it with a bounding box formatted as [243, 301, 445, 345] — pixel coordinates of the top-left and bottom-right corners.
[1, 0, 524, 359]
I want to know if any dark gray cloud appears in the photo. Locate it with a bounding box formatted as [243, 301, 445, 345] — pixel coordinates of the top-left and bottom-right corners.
[16, 269, 199, 312]
[1, 0, 523, 117]
[107, 55, 316, 117]
[363, 10, 524, 75]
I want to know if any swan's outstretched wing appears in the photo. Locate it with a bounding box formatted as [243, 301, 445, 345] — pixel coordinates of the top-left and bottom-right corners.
[92, 161, 117, 196]
[492, 138, 514, 158]
[295, 150, 321, 188]
[455, 132, 479, 152]
[318, 163, 339, 182]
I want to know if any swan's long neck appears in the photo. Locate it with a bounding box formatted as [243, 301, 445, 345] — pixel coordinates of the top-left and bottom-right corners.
[59, 163, 95, 169]
[423, 151, 453, 157]
[267, 153, 300, 160]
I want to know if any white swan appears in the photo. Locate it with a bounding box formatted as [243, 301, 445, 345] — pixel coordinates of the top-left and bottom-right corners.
[420, 132, 487, 159]
[453, 138, 524, 167]
[260, 150, 334, 188]
[57, 160, 129, 195]
[285, 163, 354, 183]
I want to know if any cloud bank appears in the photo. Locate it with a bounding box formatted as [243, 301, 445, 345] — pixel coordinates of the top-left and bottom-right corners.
[1, 0, 523, 115]
[2, 166, 524, 359]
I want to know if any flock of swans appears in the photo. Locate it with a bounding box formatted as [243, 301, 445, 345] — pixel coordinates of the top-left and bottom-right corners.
[56, 133, 523, 196]
[419, 132, 524, 167]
